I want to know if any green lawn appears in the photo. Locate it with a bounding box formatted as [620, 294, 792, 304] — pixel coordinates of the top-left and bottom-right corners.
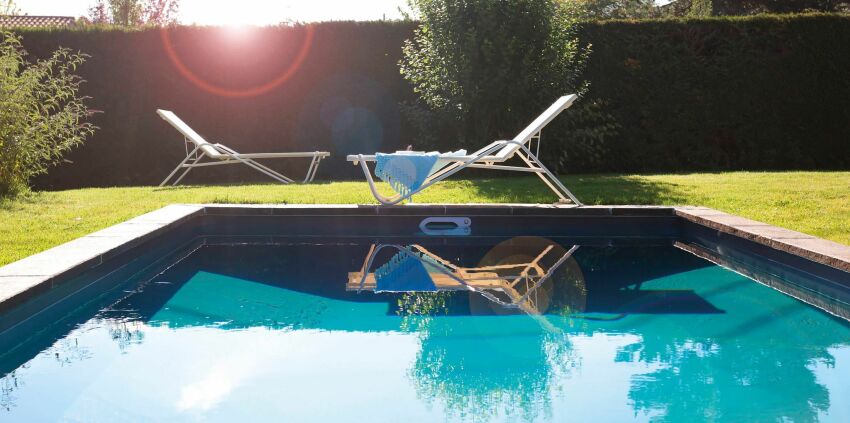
[2, 171, 848, 266]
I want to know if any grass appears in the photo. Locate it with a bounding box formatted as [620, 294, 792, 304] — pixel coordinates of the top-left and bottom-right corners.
[2, 171, 848, 266]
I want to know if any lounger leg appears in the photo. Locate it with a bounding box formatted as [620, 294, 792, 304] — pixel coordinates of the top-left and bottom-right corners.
[516, 148, 583, 206]
[160, 162, 185, 187]
[303, 156, 320, 183]
[310, 157, 323, 182]
[357, 158, 405, 205]
[243, 158, 296, 184]
[211, 144, 296, 184]
[171, 155, 204, 186]
[160, 146, 203, 187]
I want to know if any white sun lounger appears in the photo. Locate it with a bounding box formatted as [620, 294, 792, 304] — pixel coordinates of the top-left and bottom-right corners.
[157, 109, 330, 186]
[347, 95, 582, 205]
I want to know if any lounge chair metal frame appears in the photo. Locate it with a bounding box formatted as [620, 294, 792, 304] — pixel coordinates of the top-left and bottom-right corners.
[347, 95, 583, 206]
[352, 243, 580, 314]
[157, 110, 329, 187]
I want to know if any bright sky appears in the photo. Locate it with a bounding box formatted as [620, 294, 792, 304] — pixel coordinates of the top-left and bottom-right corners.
[15, 0, 407, 25]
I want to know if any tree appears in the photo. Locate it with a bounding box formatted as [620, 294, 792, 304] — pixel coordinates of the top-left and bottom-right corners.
[400, 0, 589, 147]
[1, 0, 19, 15]
[87, 0, 179, 26]
[572, 0, 664, 19]
[0, 32, 96, 197]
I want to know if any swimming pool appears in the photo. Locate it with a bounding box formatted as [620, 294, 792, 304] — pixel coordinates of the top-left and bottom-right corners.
[1, 206, 849, 422]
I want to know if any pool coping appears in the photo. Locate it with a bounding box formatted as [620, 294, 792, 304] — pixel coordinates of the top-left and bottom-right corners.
[1, 203, 849, 313]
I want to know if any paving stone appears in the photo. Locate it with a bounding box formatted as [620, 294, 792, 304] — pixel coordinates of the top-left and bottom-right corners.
[86, 222, 168, 238]
[769, 238, 850, 273]
[734, 225, 817, 240]
[125, 204, 203, 224]
[0, 236, 127, 277]
[676, 206, 850, 273]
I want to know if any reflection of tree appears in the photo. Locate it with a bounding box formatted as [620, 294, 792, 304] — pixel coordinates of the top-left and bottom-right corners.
[0, 368, 22, 412]
[1, 327, 99, 412]
[397, 292, 450, 333]
[395, 264, 583, 422]
[576, 247, 845, 422]
[624, 317, 836, 422]
[105, 319, 146, 352]
[397, 244, 850, 422]
[408, 317, 565, 422]
[49, 336, 93, 367]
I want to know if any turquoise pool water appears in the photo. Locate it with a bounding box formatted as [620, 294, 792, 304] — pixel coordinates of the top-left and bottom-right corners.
[1, 240, 849, 422]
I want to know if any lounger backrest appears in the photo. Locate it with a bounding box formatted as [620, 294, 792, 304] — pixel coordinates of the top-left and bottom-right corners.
[156, 109, 223, 159]
[490, 94, 578, 161]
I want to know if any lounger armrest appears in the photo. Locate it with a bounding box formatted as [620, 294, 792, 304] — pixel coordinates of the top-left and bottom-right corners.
[347, 154, 376, 164]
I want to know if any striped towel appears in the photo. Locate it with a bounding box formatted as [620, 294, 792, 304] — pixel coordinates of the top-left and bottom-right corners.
[374, 251, 437, 292]
[374, 150, 467, 197]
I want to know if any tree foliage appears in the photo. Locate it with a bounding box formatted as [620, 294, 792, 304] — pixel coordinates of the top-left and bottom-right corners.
[1, 0, 19, 15]
[400, 0, 590, 147]
[0, 32, 96, 197]
[571, 0, 663, 19]
[87, 0, 179, 26]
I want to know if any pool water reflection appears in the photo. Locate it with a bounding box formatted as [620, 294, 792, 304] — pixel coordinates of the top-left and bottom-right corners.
[1, 239, 849, 422]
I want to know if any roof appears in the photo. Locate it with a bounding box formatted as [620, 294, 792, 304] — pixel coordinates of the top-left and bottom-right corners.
[0, 15, 77, 28]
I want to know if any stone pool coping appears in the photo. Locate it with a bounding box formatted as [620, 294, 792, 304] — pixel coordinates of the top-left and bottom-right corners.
[1, 203, 849, 312]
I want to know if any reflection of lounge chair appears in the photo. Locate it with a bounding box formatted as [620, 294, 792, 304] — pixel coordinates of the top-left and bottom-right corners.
[157, 110, 330, 186]
[347, 95, 583, 205]
[348, 243, 579, 316]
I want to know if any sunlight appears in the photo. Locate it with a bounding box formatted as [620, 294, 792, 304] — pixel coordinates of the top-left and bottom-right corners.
[15, 0, 405, 24]
[159, 25, 315, 98]
[219, 24, 255, 41]
[188, 2, 278, 26]
[180, 0, 404, 26]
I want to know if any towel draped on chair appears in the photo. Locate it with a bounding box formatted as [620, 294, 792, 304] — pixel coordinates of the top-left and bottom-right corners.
[374, 251, 439, 292]
[374, 150, 467, 197]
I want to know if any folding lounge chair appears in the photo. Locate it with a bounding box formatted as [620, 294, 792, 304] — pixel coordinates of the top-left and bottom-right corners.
[347, 243, 580, 316]
[157, 110, 330, 186]
[347, 95, 582, 206]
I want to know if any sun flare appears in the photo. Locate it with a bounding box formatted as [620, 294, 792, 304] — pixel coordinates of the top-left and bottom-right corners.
[180, 0, 404, 26]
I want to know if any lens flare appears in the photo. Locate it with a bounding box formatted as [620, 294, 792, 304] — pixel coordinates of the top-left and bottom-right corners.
[159, 26, 315, 98]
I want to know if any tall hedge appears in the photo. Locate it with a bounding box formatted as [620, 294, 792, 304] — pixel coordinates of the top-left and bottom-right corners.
[9, 15, 850, 189]
[20, 23, 419, 188]
[582, 14, 850, 171]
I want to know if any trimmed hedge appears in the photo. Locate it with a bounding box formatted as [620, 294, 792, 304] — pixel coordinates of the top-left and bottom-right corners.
[11, 15, 850, 189]
[581, 14, 850, 172]
[21, 23, 419, 188]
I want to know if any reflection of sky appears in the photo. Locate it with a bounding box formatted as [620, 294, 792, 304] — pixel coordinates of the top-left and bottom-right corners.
[3, 323, 675, 422]
[2, 244, 850, 422]
[547, 334, 667, 422]
[812, 347, 850, 422]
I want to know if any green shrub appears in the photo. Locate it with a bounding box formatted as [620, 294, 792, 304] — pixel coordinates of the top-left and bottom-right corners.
[400, 0, 591, 146]
[0, 31, 95, 197]
[571, 0, 663, 19]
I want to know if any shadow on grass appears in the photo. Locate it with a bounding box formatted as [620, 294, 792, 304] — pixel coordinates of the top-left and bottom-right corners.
[0, 191, 50, 211]
[461, 175, 688, 205]
[151, 179, 339, 192]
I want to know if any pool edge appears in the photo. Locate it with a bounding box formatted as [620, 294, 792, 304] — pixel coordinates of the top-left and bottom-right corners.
[1, 203, 848, 315]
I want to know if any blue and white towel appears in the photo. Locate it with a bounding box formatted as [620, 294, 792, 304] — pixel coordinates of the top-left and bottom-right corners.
[374, 251, 438, 292]
[374, 150, 467, 197]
